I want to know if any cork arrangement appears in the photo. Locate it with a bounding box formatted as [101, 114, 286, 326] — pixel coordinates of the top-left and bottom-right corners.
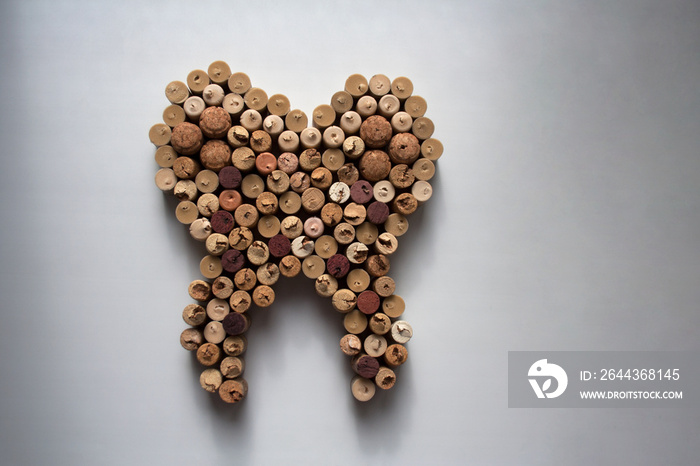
[150, 61, 443, 404]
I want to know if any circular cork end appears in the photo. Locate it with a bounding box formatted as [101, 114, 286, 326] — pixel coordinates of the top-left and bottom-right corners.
[187, 69, 209, 94]
[421, 138, 443, 161]
[244, 87, 268, 111]
[200, 368, 223, 393]
[218, 166, 242, 190]
[366, 201, 390, 225]
[205, 232, 229, 257]
[199, 106, 232, 139]
[171, 122, 203, 155]
[165, 80, 189, 104]
[222, 312, 249, 336]
[163, 104, 186, 127]
[180, 328, 203, 351]
[221, 249, 245, 274]
[315, 274, 339, 298]
[388, 133, 421, 165]
[200, 140, 231, 172]
[229, 290, 251, 313]
[384, 344, 408, 368]
[327, 254, 350, 278]
[285, 109, 308, 133]
[375, 367, 397, 390]
[345, 74, 369, 98]
[340, 334, 362, 356]
[359, 150, 391, 182]
[331, 90, 354, 113]
[228, 72, 251, 94]
[267, 93, 291, 116]
[359, 115, 392, 149]
[279, 255, 302, 277]
[352, 354, 380, 378]
[223, 335, 247, 357]
[212, 276, 234, 299]
[188, 280, 211, 301]
[357, 290, 380, 315]
[219, 190, 243, 212]
[351, 376, 376, 402]
[219, 378, 248, 403]
[350, 180, 374, 204]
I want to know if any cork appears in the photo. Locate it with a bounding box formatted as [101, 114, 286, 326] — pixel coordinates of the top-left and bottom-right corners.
[382, 294, 405, 318]
[321, 203, 343, 227]
[331, 90, 353, 114]
[196, 170, 220, 194]
[202, 84, 225, 106]
[227, 126, 249, 148]
[222, 93, 245, 116]
[175, 201, 199, 224]
[155, 168, 177, 192]
[280, 215, 303, 239]
[388, 164, 414, 189]
[212, 276, 234, 299]
[342, 135, 365, 159]
[285, 109, 308, 133]
[339, 111, 362, 135]
[244, 87, 268, 111]
[301, 187, 325, 213]
[300, 127, 322, 149]
[163, 104, 186, 127]
[250, 130, 273, 153]
[278, 130, 300, 153]
[240, 109, 263, 132]
[149, 123, 171, 147]
[267, 93, 291, 116]
[263, 115, 284, 137]
[356, 95, 378, 118]
[255, 152, 277, 175]
[223, 335, 247, 356]
[220, 356, 245, 379]
[322, 126, 345, 149]
[268, 234, 291, 258]
[279, 191, 302, 215]
[200, 140, 231, 172]
[182, 303, 206, 326]
[257, 263, 280, 286]
[312, 104, 335, 129]
[310, 167, 333, 190]
[199, 106, 232, 139]
[221, 249, 245, 274]
[346, 242, 369, 264]
[357, 290, 380, 315]
[375, 367, 397, 390]
[219, 190, 243, 212]
[375, 232, 398, 255]
[165, 80, 189, 104]
[347, 269, 370, 293]
[343, 203, 367, 226]
[155, 145, 177, 168]
[229, 226, 254, 250]
[196, 342, 221, 366]
[229, 290, 251, 313]
[302, 255, 325, 279]
[228, 72, 251, 94]
[350, 180, 374, 204]
[207, 60, 231, 86]
[404, 95, 427, 118]
[345, 74, 368, 98]
[356, 222, 378, 245]
[351, 376, 376, 402]
[369, 74, 391, 97]
[315, 274, 339, 298]
[373, 180, 395, 203]
[366, 254, 390, 278]
[340, 334, 362, 356]
[205, 232, 230, 255]
[364, 334, 387, 358]
[392, 193, 418, 216]
[390, 320, 413, 344]
[390, 112, 413, 134]
[200, 255, 223, 279]
[412, 117, 435, 140]
[372, 276, 396, 298]
[219, 378, 248, 403]
[333, 222, 356, 245]
[351, 354, 380, 378]
[255, 193, 278, 216]
[369, 312, 391, 335]
[175, 180, 198, 201]
[290, 172, 311, 194]
[299, 148, 322, 171]
[332, 289, 357, 313]
[252, 285, 275, 308]
[188, 279, 211, 301]
[223, 311, 251, 335]
[181, 328, 203, 351]
[197, 193, 219, 217]
[384, 344, 408, 368]
[322, 149, 345, 172]
[327, 253, 350, 278]
[303, 217, 325, 239]
[344, 309, 368, 334]
[279, 255, 302, 277]
[231, 147, 256, 172]
[412, 180, 433, 204]
[388, 133, 421, 165]
[328, 182, 351, 204]
[200, 368, 223, 393]
[187, 69, 209, 94]
[384, 213, 409, 237]
[247, 240, 270, 266]
[377, 94, 400, 118]
[359, 115, 392, 150]
[234, 204, 259, 229]
[277, 152, 299, 175]
[391, 76, 413, 100]
[203, 321, 226, 344]
[266, 170, 290, 195]
[184, 96, 206, 121]
[314, 235, 338, 259]
[171, 122, 203, 155]
[359, 150, 391, 182]
[291, 236, 315, 258]
[366, 202, 390, 225]
[412, 158, 435, 181]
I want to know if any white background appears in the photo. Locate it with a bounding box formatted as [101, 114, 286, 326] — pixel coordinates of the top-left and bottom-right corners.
[1, 1, 699, 464]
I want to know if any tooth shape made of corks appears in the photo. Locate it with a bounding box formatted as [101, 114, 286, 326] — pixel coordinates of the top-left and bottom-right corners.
[150, 63, 443, 404]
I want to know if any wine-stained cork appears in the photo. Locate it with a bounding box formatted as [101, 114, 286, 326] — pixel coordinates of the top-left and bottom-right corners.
[404, 95, 427, 118]
[322, 149, 345, 172]
[365, 254, 390, 278]
[277, 152, 299, 175]
[279, 255, 302, 277]
[390, 320, 413, 344]
[205, 232, 230, 255]
[314, 235, 338, 259]
[155, 168, 177, 192]
[200, 140, 231, 172]
[197, 193, 220, 217]
[203, 321, 226, 344]
[175, 201, 199, 224]
[320, 203, 343, 228]
[207, 60, 231, 86]
[285, 109, 308, 133]
[184, 96, 206, 121]
[391, 76, 413, 100]
[228, 226, 254, 250]
[250, 130, 273, 153]
[377, 94, 400, 118]
[200, 368, 223, 393]
[384, 213, 408, 237]
[149, 123, 172, 147]
[300, 127, 322, 149]
[301, 187, 325, 213]
[412, 180, 433, 204]
[291, 235, 315, 258]
[343, 203, 367, 226]
[312, 104, 335, 129]
[244, 87, 268, 111]
[382, 294, 405, 318]
[375, 367, 396, 390]
[278, 130, 300, 153]
[228, 72, 251, 95]
[359, 150, 391, 182]
[302, 255, 325, 279]
[345, 74, 368, 98]
[373, 276, 396, 298]
[255, 152, 277, 175]
[315, 273, 339, 298]
[221, 249, 245, 274]
[390, 111, 413, 133]
[219, 190, 243, 212]
[252, 284, 275, 307]
[199, 106, 232, 139]
[229, 290, 251, 313]
[181, 328, 203, 351]
[346, 242, 369, 264]
[171, 122, 203, 155]
[175, 180, 198, 201]
[340, 111, 362, 135]
[220, 356, 245, 379]
[327, 254, 350, 278]
[280, 215, 303, 239]
[196, 169, 220, 194]
[352, 354, 379, 378]
[366, 202, 390, 225]
[200, 255, 223, 279]
[202, 84, 225, 106]
[347, 269, 370, 293]
[279, 191, 302, 215]
[392, 193, 418, 216]
[219, 166, 242, 190]
[234, 204, 259, 229]
[350, 180, 374, 204]
[155, 145, 177, 168]
[310, 167, 333, 190]
[268, 234, 291, 258]
[356, 95, 378, 118]
[188, 279, 211, 301]
[369, 74, 391, 97]
[227, 126, 249, 148]
[187, 69, 209, 95]
[412, 117, 435, 140]
[247, 240, 270, 266]
[332, 289, 357, 313]
[163, 104, 186, 127]
[356, 222, 378, 245]
[388, 133, 421, 165]
[240, 109, 263, 132]
[266, 170, 290, 195]
[333, 222, 356, 245]
[196, 342, 221, 366]
[267, 93, 290, 116]
[344, 309, 368, 334]
[342, 136, 365, 160]
[368, 312, 391, 335]
[223, 335, 247, 356]
[357, 290, 380, 314]
[183, 303, 206, 326]
[223, 311, 251, 335]
[375, 232, 398, 255]
[331, 90, 353, 114]
[364, 334, 387, 358]
[290, 172, 311, 194]
[212, 276, 234, 299]
[222, 93, 245, 116]
[384, 344, 408, 368]
[231, 147, 256, 172]
[340, 334, 362, 356]
[256, 263, 280, 286]
[359, 115, 392, 149]
[219, 378, 248, 403]
[412, 158, 435, 181]
[165, 80, 189, 104]
[303, 217, 325, 239]
[351, 376, 376, 402]
[256, 192, 279, 216]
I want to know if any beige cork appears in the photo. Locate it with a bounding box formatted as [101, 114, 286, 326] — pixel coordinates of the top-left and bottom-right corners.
[188, 279, 211, 302]
[196, 342, 221, 367]
[346, 242, 369, 265]
[227, 126, 249, 148]
[202, 84, 225, 106]
[347, 268, 371, 293]
[234, 268, 257, 291]
[343, 203, 367, 226]
[356, 95, 378, 118]
[340, 111, 362, 135]
[344, 309, 368, 334]
[180, 328, 203, 351]
[299, 148, 322, 171]
[356, 222, 379, 246]
[382, 294, 405, 318]
[278, 130, 300, 153]
[412, 158, 435, 181]
[258, 215, 281, 238]
[368, 312, 392, 335]
[302, 255, 325, 279]
[368, 74, 391, 97]
[155, 168, 177, 192]
[229, 226, 254, 251]
[189, 218, 212, 243]
[404, 95, 427, 118]
[322, 149, 345, 171]
[212, 276, 235, 299]
[256, 263, 280, 286]
[279, 255, 302, 278]
[247, 240, 270, 266]
[364, 334, 388, 358]
[372, 276, 396, 298]
[375, 232, 398, 255]
[187, 69, 210, 95]
[222, 93, 245, 116]
[333, 222, 356, 245]
[267, 93, 291, 116]
[163, 104, 186, 127]
[314, 235, 338, 259]
[165, 80, 189, 104]
[411, 180, 433, 204]
[234, 204, 259, 229]
[390, 111, 413, 133]
[337, 163, 360, 185]
[285, 109, 308, 133]
[342, 135, 365, 159]
[266, 170, 290, 195]
[205, 233, 229, 256]
[263, 115, 284, 137]
[412, 117, 435, 140]
[279, 191, 302, 215]
[351, 376, 376, 402]
[421, 138, 443, 161]
[390, 320, 413, 344]
[300, 127, 322, 149]
[200, 255, 223, 279]
[312, 104, 336, 129]
[321, 203, 343, 227]
[256, 192, 279, 216]
[175, 201, 199, 224]
[175, 180, 198, 202]
[203, 321, 226, 344]
[280, 215, 303, 239]
[149, 123, 172, 147]
[340, 334, 362, 356]
[301, 187, 325, 214]
[378, 94, 400, 118]
[391, 76, 413, 100]
[375, 366, 396, 390]
[200, 368, 223, 393]
[315, 273, 339, 298]
[231, 147, 256, 172]
[244, 87, 268, 111]
[311, 167, 333, 190]
[183, 96, 206, 121]
[331, 90, 354, 114]
[207, 60, 231, 86]
[228, 72, 251, 95]
[197, 193, 220, 217]
[195, 169, 220, 194]
[229, 290, 252, 313]
[345, 74, 369, 98]
[223, 335, 247, 357]
[384, 213, 409, 237]
[240, 109, 263, 132]
[332, 289, 357, 313]
[249, 130, 273, 153]
[291, 236, 315, 259]
[155, 145, 177, 168]
[290, 172, 311, 194]
[252, 285, 275, 308]
[183, 303, 207, 326]
[220, 356, 245, 379]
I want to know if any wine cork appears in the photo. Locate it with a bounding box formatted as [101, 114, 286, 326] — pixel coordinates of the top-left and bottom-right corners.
[268, 234, 291, 258]
[366, 201, 390, 225]
[373, 180, 395, 204]
[278, 130, 300, 153]
[219, 378, 248, 403]
[365, 254, 390, 278]
[222, 93, 245, 116]
[333, 222, 356, 245]
[351, 376, 376, 402]
[411, 180, 433, 204]
[205, 232, 230, 255]
[199, 106, 232, 139]
[412, 158, 435, 181]
[382, 294, 405, 318]
[390, 320, 413, 344]
[223, 311, 251, 335]
[357, 290, 380, 314]
[155, 168, 177, 192]
[267, 93, 291, 116]
[197, 193, 219, 217]
[277, 152, 299, 175]
[392, 193, 418, 216]
[310, 167, 333, 190]
[184, 96, 206, 121]
[250, 130, 273, 153]
[331, 90, 354, 114]
[356, 95, 377, 118]
[223, 335, 247, 356]
[228, 72, 251, 95]
[412, 117, 435, 140]
[303, 217, 325, 239]
[326, 253, 350, 278]
[255, 152, 277, 175]
[388, 133, 421, 165]
[181, 328, 203, 351]
[299, 148, 322, 171]
[302, 255, 325, 279]
[200, 255, 223, 279]
[195, 169, 220, 194]
[290, 172, 311, 194]
[347, 269, 370, 293]
[266, 170, 290, 195]
[391, 76, 413, 99]
[384, 344, 408, 368]
[389, 164, 415, 189]
[255, 192, 278, 216]
[165, 80, 189, 104]
[377, 94, 400, 118]
[199, 140, 231, 172]
[312, 104, 335, 129]
[346, 242, 369, 264]
[314, 235, 338, 259]
[404, 95, 427, 118]
[359, 115, 392, 150]
[340, 334, 362, 356]
[256, 262, 280, 286]
[342, 136, 365, 160]
[364, 334, 387, 358]
[279, 255, 302, 277]
[368, 74, 391, 97]
[301, 187, 325, 213]
[155, 145, 177, 168]
[315, 273, 339, 298]
[252, 285, 275, 308]
[343, 203, 366, 226]
[200, 368, 223, 393]
[163, 104, 186, 127]
[328, 182, 350, 204]
[322, 149, 345, 171]
[384, 213, 408, 237]
[196, 342, 221, 366]
[345, 74, 368, 98]
[207, 60, 231, 86]
[321, 203, 343, 227]
[280, 215, 303, 239]
[228, 226, 254, 250]
[244, 87, 268, 111]
[300, 127, 322, 149]
[187, 69, 209, 95]
[221, 249, 244, 274]
[339, 111, 362, 135]
[188, 279, 211, 301]
[359, 150, 391, 182]
[202, 84, 225, 106]
[219, 190, 243, 212]
[171, 122, 203, 155]
[375, 232, 398, 255]
[231, 147, 256, 171]
[375, 367, 396, 390]
[203, 321, 226, 344]
[279, 191, 302, 215]
[183, 303, 206, 326]
[344, 309, 368, 334]
[373, 276, 396, 298]
[347, 181, 371, 206]
[369, 312, 391, 335]
[240, 109, 263, 132]
[247, 240, 270, 266]
[227, 126, 249, 148]
[149, 123, 171, 147]
[234, 204, 259, 229]
[291, 236, 315, 258]
[285, 109, 308, 133]
[351, 354, 380, 378]
[356, 222, 378, 245]
[175, 180, 198, 201]
[229, 290, 251, 313]
[175, 200, 199, 224]
[220, 356, 245, 379]
[390, 111, 413, 133]
[322, 126, 344, 149]
[212, 276, 234, 299]
[219, 166, 242, 190]
[332, 289, 357, 313]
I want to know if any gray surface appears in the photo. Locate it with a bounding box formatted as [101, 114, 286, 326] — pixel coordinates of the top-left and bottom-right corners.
[1, 1, 699, 464]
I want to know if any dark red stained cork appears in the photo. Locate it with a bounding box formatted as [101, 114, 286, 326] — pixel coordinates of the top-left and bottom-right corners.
[219, 166, 242, 190]
[357, 290, 380, 315]
[223, 312, 248, 336]
[268, 234, 291, 258]
[352, 355, 380, 378]
[327, 254, 350, 278]
[350, 180, 373, 204]
[366, 201, 390, 224]
[221, 249, 245, 273]
[211, 210, 235, 234]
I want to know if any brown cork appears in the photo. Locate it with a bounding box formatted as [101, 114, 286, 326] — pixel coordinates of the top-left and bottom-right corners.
[207, 60, 231, 86]
[392, 193, 418, 216]
[332, 289, 357, 313]
[196, 342, 221, 366]
[290, 171, 311, 194]
[314, 235, 338, 259]
[252, 285, 275, 308]
[382, 294, 405, 318]
[250, 130, 273, 153]
[351, 353, 380, 378]
[229, 290, 251, 313]
[267, 170, 290, 195]
[228, 72, 251, 94]
[299, 148, 322, 171]
[384, 213, 409, 237]
[257, 215, 280, 239]
[180, 328, 203, 351]
[331, 90, 354, 113]
[369, 312, 391, 335]
[365, 254, 390, 278]
[231, 147, 256, 172]
[277, 152, 299, 174]
[389, 164, 415, 189]
[301, 187, 325, 213]
[384, 344, 408, 368]
[372, 276, 396, 298]
[357, 290, 380, 315]
[199, 106, 232, 139]
[199, 140, 231, 172]
[344, 309, 368, 334]
[229, 226, 254, 251]
[223, 335, 247, 356]
[340, 334, 362, 356]
[375, 366, 397, 390]
[234, 204, 259, 229]
[315, 273, 339, 298]
[183, 303, 207, 326]
[171, 122, 203, 155]
[310, 167, 333, 190]
[359, 115, 392, 149]
[356, 222, 378, 245]
[172, 156, 200, 180]
[267, 93, 291, 116]
[219, 378, 248, 403]
[155, 145, 177, 168]
[187, 69, 209, 95]
[421, 138, 443, 161]
[255, 152, 277, 175]
[256, 192, 279, 215]
[212, 276, 234, 299]
[388, 133, 421, 165]
[220, 356, 245, 379]
[333, 222, 356, 245]
[359, 150, 391, 182]
[404, 95, 427, 118]
[234, 268, 257, 291]
[343, 202, 367, 226]
[280, 215, 303, 239]
[197, 193, 220, 217]
[200, 368, 223, 393]
[188, 279, 211, 301]
[279, 255, 302, 278]
[163, 104, 186, 127]
[285, 109, 308, 133]
[312, 104, 336, 129]
[244, 87, 268, 111]
[320, 203, 343, 227]
[347, 269, 371, 293]
[175, 200, 199, 224]
[195, 170, 220, 194]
